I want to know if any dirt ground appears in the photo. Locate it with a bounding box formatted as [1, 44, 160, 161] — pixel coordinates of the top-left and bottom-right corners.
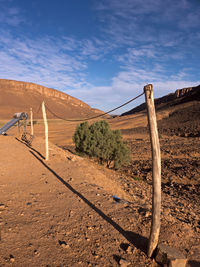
[0, 121, 200, 266]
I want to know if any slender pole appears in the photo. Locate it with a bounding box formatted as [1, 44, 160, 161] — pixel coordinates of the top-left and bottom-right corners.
[144, 84, 161, 257]
[42, 101, 49, 160]
[30, 108, 34, 136]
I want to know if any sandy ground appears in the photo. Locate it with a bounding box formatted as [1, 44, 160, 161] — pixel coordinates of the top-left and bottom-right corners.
[0, 121, 200, 266]
[0, 136, 151, 266]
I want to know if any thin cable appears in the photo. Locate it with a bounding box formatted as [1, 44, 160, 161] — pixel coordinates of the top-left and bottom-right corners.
[45, 92, 144, 122]
[35, 103, 41, 114]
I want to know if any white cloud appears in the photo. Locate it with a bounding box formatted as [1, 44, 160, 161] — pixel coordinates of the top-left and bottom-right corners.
[0, 0, 199, 115]
[0, 4, 24, 26]
[95, 0, 200, 48]
[0, 31, 99, 90]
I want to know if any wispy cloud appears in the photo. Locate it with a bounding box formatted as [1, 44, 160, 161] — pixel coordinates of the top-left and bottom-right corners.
[0, 0, 199, 114]
[0, 3, 24, 26]
[95, 0, 200, 47]
[0, 29, 112, 90]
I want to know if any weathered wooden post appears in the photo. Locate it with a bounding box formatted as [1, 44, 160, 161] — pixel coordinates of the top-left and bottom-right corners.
[30, 108, 34, 136]
[144, 84, 161, 257]
[42, 101, 49, 161]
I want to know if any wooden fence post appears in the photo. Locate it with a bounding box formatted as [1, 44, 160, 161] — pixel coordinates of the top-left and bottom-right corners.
[30, 108, 34, 136]
[144, 84, 161, 257]
[42, 101, 49, 161]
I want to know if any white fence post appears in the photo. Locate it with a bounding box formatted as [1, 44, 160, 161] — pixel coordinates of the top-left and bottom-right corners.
[30, 108, 34, 136]
[42, 101, 49, 161]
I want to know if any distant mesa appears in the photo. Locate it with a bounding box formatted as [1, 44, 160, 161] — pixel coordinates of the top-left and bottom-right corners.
[0, 79, 105, 119]
[121, 84, 200, 116]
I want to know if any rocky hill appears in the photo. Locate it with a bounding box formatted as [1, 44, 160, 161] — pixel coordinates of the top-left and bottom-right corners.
[121, 85, 200, 116]
[0, 79, 103, 119]
[120, 85, 200, 138]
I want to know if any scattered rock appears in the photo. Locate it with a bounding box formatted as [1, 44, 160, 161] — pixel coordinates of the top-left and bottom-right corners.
[119, 258, 131, 266]
[155, 244, 187, 267]
[9, 254, 15, 263]
[87, 226, 93, 230]
[34, 249, 39, 255]
[68, 210, 74, 217]
[120, 243, 135, 254]
[0, 204, 6, 210]
[58, 240, 70, 249]
[145, 211, 151, 217]
[126, 245, 135, 254]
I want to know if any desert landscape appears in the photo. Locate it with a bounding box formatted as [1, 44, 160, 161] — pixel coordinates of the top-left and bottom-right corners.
[0, 79, 200, 266]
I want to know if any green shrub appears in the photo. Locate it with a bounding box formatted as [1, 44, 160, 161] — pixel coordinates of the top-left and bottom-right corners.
[73, 120, 130, 169]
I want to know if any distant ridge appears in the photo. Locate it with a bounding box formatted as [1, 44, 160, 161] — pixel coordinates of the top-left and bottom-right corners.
[121, 84, 200, 116]
[0, 79, 104, 119]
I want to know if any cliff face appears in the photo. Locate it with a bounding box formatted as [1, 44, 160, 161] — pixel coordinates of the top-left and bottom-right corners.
[122, 84, 200, 116]
[0, 79, 101, 119]
[0, 79, 89, 108]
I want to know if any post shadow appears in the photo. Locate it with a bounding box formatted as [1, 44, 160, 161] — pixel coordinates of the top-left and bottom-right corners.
[29, 150, 148, 254]
[16, 137, 45, 159]
[188, 260, 200, 267]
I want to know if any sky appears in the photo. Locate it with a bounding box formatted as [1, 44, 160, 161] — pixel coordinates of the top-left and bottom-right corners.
[0, 0, 200, 113]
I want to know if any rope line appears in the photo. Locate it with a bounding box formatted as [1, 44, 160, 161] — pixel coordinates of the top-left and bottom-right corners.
[44, 92, 145, 122]
[35, 103, 41, 114]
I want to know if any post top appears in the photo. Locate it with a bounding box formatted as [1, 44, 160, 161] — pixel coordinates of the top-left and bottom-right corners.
[144, 84, 153, 92]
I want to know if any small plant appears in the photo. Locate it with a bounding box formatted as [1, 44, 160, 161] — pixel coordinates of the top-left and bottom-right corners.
[73, 120, 130, 169]
[132, 176, 140, 181]
[27, 120, 37, 126]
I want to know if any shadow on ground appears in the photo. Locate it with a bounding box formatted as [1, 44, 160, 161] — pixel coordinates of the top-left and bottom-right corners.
[188, 260, 200, 267]
[29, 150, 148, 255]
[16, 137, 45, 159]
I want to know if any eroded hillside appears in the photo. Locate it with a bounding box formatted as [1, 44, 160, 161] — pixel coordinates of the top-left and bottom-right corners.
[0, 79, 103, 119]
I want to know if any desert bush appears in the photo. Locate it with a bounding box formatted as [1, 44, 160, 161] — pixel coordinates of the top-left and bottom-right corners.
[73, 120, 130, 169]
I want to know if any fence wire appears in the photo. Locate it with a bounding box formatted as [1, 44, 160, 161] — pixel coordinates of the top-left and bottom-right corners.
[43, 92, 145, 122]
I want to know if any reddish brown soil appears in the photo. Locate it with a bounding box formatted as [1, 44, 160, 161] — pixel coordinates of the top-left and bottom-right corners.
[0, 129, 200, 266]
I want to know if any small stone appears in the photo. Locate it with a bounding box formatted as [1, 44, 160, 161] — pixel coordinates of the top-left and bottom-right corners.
[0, 204, 6, 210]
[145, 211, 151, 217]
[58, 240, 70, 249]
[169, 258, 188, 267]
[69, 210, 74, 217]
[9, 254, 15, 262]
[155, 244, 187, 267]
[61, 243, 70, 249]
[34, 249, 39, 255]
[119, 258, 131, 267]
[163, 208, 171, 215]
[126, 245, 135, 254]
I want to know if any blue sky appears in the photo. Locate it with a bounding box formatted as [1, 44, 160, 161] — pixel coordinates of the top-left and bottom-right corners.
[0, 0, 200, 113]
